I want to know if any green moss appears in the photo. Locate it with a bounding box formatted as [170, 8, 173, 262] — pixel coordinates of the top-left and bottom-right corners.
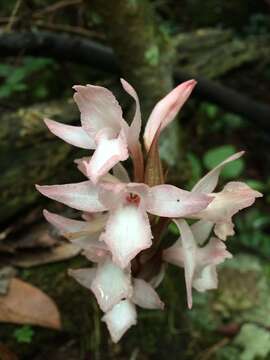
[186, 255, 270, 359]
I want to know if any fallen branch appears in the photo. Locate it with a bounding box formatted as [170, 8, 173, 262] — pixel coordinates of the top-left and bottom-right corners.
[0, 31, 269, 127]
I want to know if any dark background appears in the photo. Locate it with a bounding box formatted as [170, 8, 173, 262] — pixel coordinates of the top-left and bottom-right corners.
[0, 1, 270, 359]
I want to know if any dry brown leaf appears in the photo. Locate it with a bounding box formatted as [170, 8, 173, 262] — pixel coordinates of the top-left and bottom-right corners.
[12, 223, 57, 249]
[0, 278, 61, 329]
[0, 207, 43, 242]
[11, 243, 80, 268]
[1, 223, 58, 255]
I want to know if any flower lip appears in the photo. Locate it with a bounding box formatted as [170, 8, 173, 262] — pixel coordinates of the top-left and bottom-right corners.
[125, 193, 141, 206]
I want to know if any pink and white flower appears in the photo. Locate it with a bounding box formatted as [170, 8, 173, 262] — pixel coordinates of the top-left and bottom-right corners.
[163, 219, 232, 308]
[69, 257, 164, 342]
[37, 179, 212, 269]
[191, 152, 262, 240]
[37, 78, 262, 342]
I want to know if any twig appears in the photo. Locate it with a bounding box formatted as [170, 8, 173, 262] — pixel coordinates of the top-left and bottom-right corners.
[198, 338, 229, 360]
[0, 16, 19, 24]
[34, 21, 104, 39]
[0, 0, 83, 27]
[0, 31, 270, 128]
[5, 0, 22, 32]
[32, 0, 82, 18]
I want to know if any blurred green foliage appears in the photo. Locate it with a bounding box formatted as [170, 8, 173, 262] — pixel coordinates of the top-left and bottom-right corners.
[203, 145, 245, 179]
[235, 208, 270, 258]
[13, 325, 34, 344]
[199, 102, 246, 133]
[0, 57, 58, 101]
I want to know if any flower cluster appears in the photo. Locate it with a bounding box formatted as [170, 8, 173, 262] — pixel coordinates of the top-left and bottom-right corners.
[36, 79, 261, 342]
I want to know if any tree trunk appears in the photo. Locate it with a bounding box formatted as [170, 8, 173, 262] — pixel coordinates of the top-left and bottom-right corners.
[90, 0, 175, 118]
[0, 100, 83, 225]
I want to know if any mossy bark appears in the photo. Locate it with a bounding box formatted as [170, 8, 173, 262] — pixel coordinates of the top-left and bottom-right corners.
[0, 100, 85, 226]
[90, 0, 185, 169]
[91, 0, 175, 119]
[175, 29, 270, 79]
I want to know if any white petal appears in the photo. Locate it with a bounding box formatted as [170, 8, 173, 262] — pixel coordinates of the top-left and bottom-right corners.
[68, 268, 96, 289]
[192, 265, 218, 292]
[214, 221, 235, 240]
[73, 84, 124, 137]
[144, 80, 196, 151]
[83, 129, 129, 184]
[74, 156, 90, 177]
[63, 213, 108, 239]
[120, 78, 141, 149]
[36, 181, 106, 212]
[174, 219, 197, 309]
[43, 209, 90, 234]
[192, 181, 262, 240]
[82, 247, 110, 263]
[192, 152, 244, 193]
[191, 220, 213, 245]
[44, 118, 95, 149]
[132, 278, 164, 309]
[163, 239, 184, 267]
[90, 259, 132, 312]
[146, 185, 212, 218]
[102, 300, 137, 343]
[149, 264, 166, 289]
[69, 232, 105, 251]
[198, 237, 232, 266]
[101, 204, 152, 268]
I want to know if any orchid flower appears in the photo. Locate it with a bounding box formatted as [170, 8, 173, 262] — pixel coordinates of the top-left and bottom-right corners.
[163, 219, 232, 308]
[191, 152, 262, 240]
[37, 178, 212, 269]
[69, 258, 163, 342]
[37, 78, 261, 342]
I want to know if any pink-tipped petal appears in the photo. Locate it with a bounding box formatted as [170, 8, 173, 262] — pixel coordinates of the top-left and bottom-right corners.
[199, 237, 232, 266]
[145, 184, 213, 218]
[74, 156, 90, 177]
[144, 80, 197, 151]
[68, 268, 96, 289]
[214, 221, 235, 240]
[90, 259, 132, 312]
[192, 151, 245, 194]
[192, 181, 262, 240]
[43, 209, 90, 235]
[98, 182, 127, 210]
[174, 219, 196, 309]
[84, 129, 129, 184]
[164, 220, 233, 306]
[44, 118, 95, 149]
[70, 234, 105, 251]
[73, 84, 124, 137]
[193, 238, 232, 292]
[120, 78, 141, 147]
[163, 240, 184, 268]
[102, 300, 137, 343]
[149, 264, 166, 289]
[132, 278, 164, 310]
[61, 214, 108, 240]
[101, 204, 152, 269]
[36, 181, 106, 212]
[82, 247, 110, 263]
[192, 265, 218, 292]
[191, 220, 214, 245]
